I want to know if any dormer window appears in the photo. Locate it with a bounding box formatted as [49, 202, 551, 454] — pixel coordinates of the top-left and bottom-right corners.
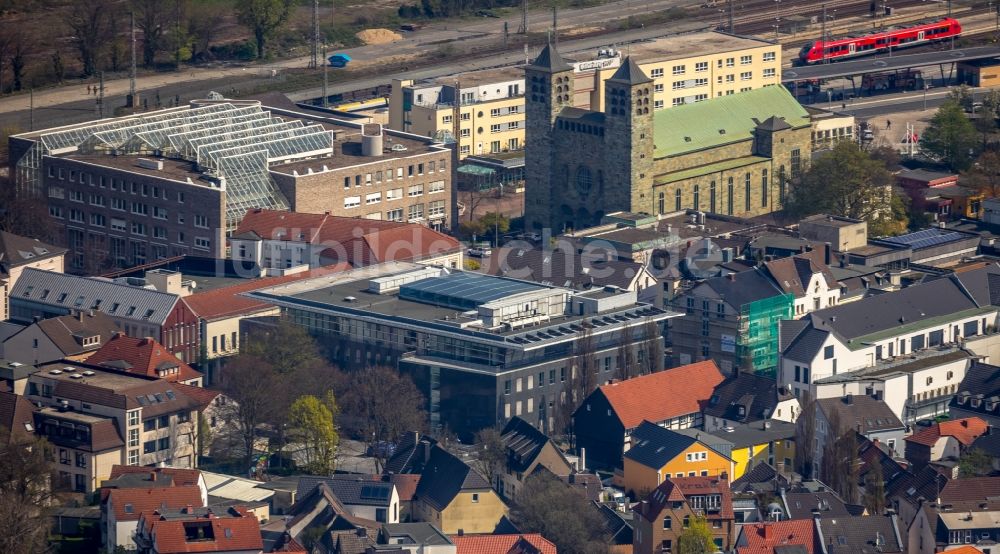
[971, 396, 983, 408]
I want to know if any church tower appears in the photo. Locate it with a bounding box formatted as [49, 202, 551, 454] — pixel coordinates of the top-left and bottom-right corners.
[602, 57, 654, 214]
[524, 43, 574, 232]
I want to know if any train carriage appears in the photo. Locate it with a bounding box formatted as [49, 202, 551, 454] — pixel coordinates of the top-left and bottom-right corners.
[798, 17, 961, 64]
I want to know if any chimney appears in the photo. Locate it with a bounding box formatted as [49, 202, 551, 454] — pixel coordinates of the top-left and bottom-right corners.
[150, 471, 157, 482]
[185, 504, 192, 514]
[824, 242, 832, 266]
[579, 447, 587, 472]
[844, 394, 853, 405]
[961, 419, 969, 428]
[421, 440, 431, 464]
[764, 524, 774, 541]
[77, 310, 84, 322]
[141, 336, 154, 346]
[457, 529, 464, 537]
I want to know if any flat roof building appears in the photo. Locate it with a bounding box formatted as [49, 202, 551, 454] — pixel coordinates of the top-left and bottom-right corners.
[246, 262, 680, 439]
[10, 101, 453, 272]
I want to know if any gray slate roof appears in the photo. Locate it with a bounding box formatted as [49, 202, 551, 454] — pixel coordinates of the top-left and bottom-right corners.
[11, 268, 179, 326]
[818, 515, 904, 554]
[529, 43, 572, 73]
[696, 267, 785, 310]
[781, 326, 830, 363]
[0, 231, 67, 272]
[414, 445, 491, 511]
[703, 373, 783, 423]
[501, 416, 565, 474]
[298, 475, 394, 507]
[623, 421, 730, 468]
[817, 395, 905, 435]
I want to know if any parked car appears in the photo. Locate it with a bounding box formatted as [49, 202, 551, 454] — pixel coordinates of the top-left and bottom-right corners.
[468, 246, 492, 257]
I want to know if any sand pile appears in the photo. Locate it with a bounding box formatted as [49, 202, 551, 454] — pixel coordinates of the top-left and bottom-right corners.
[356, 28, 403, 45]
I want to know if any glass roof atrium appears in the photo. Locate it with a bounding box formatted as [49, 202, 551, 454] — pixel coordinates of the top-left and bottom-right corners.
[16, 103, 339, 231]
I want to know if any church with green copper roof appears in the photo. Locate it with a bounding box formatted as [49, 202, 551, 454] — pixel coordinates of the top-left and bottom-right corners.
[523, 43, 813, 233]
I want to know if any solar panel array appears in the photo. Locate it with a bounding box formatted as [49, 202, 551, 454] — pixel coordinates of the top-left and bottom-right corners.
[399, 272, 546, 311]
[881, 228, 965, 249]
[359, 484, 391, 502]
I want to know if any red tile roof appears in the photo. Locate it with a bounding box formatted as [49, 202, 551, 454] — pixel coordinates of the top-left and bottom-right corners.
[234, 209, 460, 267]
[904, 417, 988, 447]
[108, 465, 203, 487]
[452, 534, 557, 554]
[598, 361, 725, 429]
[737, 520, 817, 554]
[141, 506, 263, 553]
[636, 476, 734, 522]
[86, 334, 203, 383]
[173, 383, 222, 410]
[940, 476, 1000, 504]
[106, 486, 204, 521]
[183, 264, 350, 320]
[389, 473, 421, 502]
[0, 390, 36, 441]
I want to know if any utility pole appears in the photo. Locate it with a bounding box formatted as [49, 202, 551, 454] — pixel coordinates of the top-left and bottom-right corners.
[97, 72, 105, 118]
[774, 0, 780, 40]
[822, 3, 828, 64]
[552, 4, 558, 45]
[322, 43, 329, 108]
[129, 11, 137, 110]
[310, 0, 320, 69]
[29, 87, 33, 131]
[518, 0, 528, 34]
[728, 0, 734, 33]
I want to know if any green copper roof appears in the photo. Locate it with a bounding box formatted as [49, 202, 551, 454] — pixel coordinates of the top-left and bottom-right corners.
[653, 86, 810, 158]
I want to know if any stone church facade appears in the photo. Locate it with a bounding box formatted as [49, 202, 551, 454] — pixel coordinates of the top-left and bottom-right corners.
[524, 44, 812, 233]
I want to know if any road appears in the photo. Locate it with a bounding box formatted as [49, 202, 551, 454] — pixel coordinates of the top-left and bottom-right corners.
[810, 87, 954, 119]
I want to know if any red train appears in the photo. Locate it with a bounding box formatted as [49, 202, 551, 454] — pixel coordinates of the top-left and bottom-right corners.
[798, 17, 962, 64]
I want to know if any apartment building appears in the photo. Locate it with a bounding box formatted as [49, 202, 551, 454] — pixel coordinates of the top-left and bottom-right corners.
[26, 361, 201, 479]
[9, 268, 200, 362]
[246, 262, 679, 440]
[0, 231, 66, 320]
[633, 476, 735, 554]
[9, 102, 454, 272]
[389, 33, 781, 160]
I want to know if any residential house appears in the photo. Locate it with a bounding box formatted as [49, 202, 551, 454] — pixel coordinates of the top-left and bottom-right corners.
[622, 421, 734, 497]
[778, 267, 999, 417]
[450, 534, 556, 554]
[816, 514, 905, 554]
[908, 499, 1000, 554]
[904, 417, 989, 471]
[85, 333, 203, 386]
[495, 416, 574, 500]
[10, 268, 201, 362]
[969, 430, 1000, 472]
[282, 480, 380, 553]
[671, 268, 792, 374]
[386, 433, 438, 475]
[574, 361, 725, 470]
[594, 502, 633, 554]
[377, 522, 456, 554]
[133, 505, 264, 554]
[702, 373, 799, 433]
[762, 248, 842, 318]
[102, 465, 209, 505]
[35, 405, 125, 494]
[230, 208, 462, 271]
[103, 485, 205, 553]
[298, 475, 401, 524]
[0, 310, 119, 365]
[950, 361, 1000, 427]
[0, 389, 36, 441]
[735, 520, 819, 554]
[632, 476, 734, 554]
[797, 215, 868, 253]
[27, 361, 201, 469]
[0, 230, 66, 321]
[713, 420, 797, 480]
[813, 394, 906, 473]
[885, 465, 950, 528]
[412, 445, 507, 535]
[781, 487, 860, 520]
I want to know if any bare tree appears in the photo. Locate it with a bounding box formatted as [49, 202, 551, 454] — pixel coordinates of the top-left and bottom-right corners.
[0, 427, 57, 553]
[794, 391, 816, 479]
[236, 0, 295, 60]
[218, 355, 281, 467]
[642, 317, 663, 375]
[472, 427, 507, 491]
[615, 323, 635, 381]
[511, 471, 610, 554]
[820, 409, 861, 505]
[62, 0, 115, 76]
[132, 0, 168, 67]
[554, 324, 597, 438]
[863, 459, 886, 515]
[336, 365, 427, 472]
[187, 2, 226, 61]
[0, 175, 58, 243]
[9, 31, 26, 92]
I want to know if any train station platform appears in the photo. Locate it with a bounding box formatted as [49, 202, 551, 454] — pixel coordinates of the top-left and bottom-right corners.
[782, 45, 1000, 82]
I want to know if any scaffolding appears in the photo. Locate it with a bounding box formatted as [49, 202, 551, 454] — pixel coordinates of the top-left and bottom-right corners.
[737, 293, 793, 376]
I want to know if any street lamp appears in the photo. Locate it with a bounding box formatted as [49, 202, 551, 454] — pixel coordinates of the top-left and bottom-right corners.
[774, 0, 781, 40]
[923, 83, 929, 110]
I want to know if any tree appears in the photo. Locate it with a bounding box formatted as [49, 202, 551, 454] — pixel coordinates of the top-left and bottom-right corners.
[218, 355, 281, 466]
[510, 471, 609, 554]
[289, 393, 339, 475]
[642, 317, 663, 375]
[0, 175, 58, 243]
[677, 514, 715, 554]
[958, 448, 993, 477]
[0, 427, 56, 553]
[472, 427, 506, 490]
[615, 323, 635, 381]
[242, 317, 323, 374]
[965, 150, 1000, 198]
[794, 391, 816, 479]
[821, 410, 860, 505]
[554, 324, 596, 437]
[9, 32, 25, 91]
[336, 365, 426, 472]
[196, 411, 212, 460]
[921, 99, 978, 172]
[863, 458, 886, 515]
[236, 0, 295, 60]
[187, 2, 226, 61]
[133, 0, 168, 67]
[479, 211, 510, 238]
[63, 0, 114, 76]
[785, 141, 905, 237]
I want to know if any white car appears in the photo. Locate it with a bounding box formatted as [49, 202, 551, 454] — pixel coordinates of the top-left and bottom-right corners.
[468, 247, 492, 257]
